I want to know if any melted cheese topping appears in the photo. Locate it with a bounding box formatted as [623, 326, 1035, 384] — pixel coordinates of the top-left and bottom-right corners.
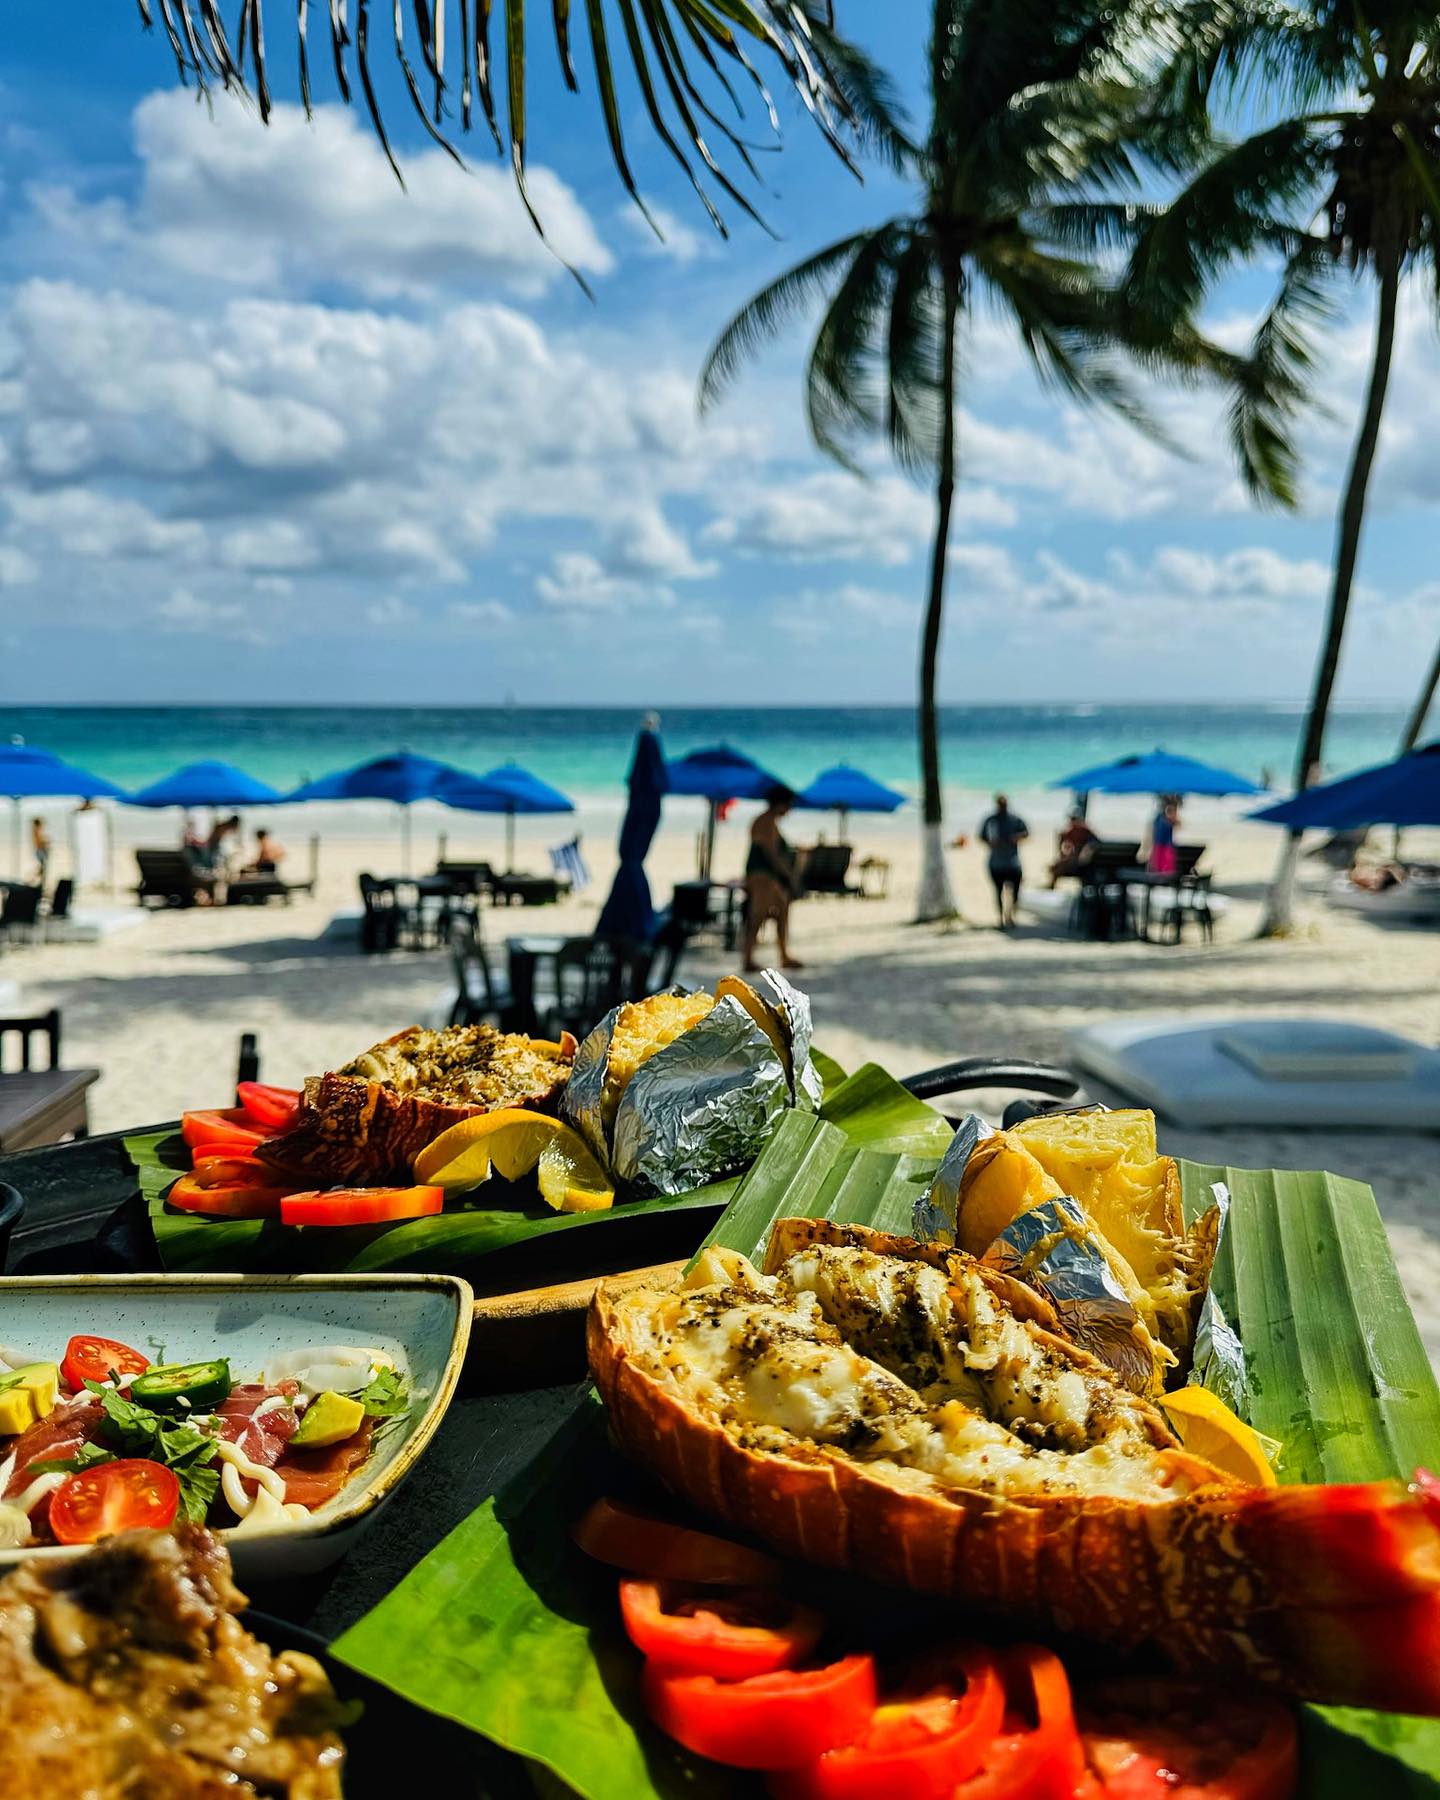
[625, 1245, 1197, 1503]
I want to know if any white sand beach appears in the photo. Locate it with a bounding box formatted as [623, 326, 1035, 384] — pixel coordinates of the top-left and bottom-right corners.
[6, 789, 1440, 1356]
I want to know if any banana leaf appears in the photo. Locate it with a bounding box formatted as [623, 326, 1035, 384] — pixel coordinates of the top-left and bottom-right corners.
[333, 1135, 1440, 1799]
[131, 1059, 942, 1276]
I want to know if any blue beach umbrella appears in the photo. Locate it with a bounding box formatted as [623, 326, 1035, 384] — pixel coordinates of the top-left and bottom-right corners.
[435, 763, 575, 872]
[287, 751, 484, 873]
[125, 760, 283, 808]
[596, 725, 668, 940]
[666, 744, 784, 880]
[1050, 748, 1263, 798]
[796, 764, 906, 836]
[1249, 742, 1440, 830]
[0, 744, 127, 876]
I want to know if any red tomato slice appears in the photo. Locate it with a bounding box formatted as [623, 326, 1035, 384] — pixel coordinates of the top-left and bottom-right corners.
[643, 1654, 877, 1770]
[236, 1082, 303, 1132]
[192, 1137, 270, 1167]
[182, 1108, 266, 1153]
[61, 1334, 149, 1392]
[167, 1175, 285, 1219]
[951, 1646, 1085, 1800]
[280, 1186, 444, 1227]
[771, 1644, 1007, 1800]
[1076, 1678, 1298, 1800]
[620, 1579, 822, 1679]
[50, 1458, 180, 1544]
[574, 1497, 782, 1586]
[188, 1155, 293, 1191]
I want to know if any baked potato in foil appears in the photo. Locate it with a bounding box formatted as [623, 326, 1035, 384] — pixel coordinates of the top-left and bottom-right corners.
[561, 977, 819, 1196]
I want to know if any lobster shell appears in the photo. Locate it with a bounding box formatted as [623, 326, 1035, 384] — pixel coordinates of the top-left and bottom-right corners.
[588, 1220, 1440, 1711]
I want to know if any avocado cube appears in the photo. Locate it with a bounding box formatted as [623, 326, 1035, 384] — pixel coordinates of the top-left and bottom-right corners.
[0, 1387, 36, 1435]
[290, 1390, 365, 1449]
[10, 1364, 59, 1420]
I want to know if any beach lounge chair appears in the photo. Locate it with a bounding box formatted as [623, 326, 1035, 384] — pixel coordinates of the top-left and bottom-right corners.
[0, 885, 43, 944]
[46, 880, 73, 927]
[224, 869, 316, 906]
[801, 844, 861, 897]
[435, 860, 495, 899]
[491, 872, 567, 906]
[550, 838, 590, 894]
[1305, 827, 1369, 871]
[135, 849, 216, 908]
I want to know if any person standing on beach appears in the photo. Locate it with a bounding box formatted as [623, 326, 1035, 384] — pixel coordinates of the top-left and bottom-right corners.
[30, 817, 50, 886]
[742, 785, 803, 973]
[979, 794, 1028, 929]
[1147, 797, 1180, 875]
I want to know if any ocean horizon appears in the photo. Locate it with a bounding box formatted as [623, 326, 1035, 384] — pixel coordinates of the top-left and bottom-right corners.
[0, 702, 1416, 803]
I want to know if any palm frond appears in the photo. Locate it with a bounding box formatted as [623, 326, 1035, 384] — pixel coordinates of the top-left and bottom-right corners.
[805, 11, 919, 173]
[699, 229, 880, 407]
[804, 224, 906, 466]
[131, 0, 862, 241]
[1157, 0, 1347, 124]
[884, 234, 946, 475]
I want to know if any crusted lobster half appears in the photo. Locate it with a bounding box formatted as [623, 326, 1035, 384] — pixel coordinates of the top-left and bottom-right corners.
[588, 1218, 1440, 1712]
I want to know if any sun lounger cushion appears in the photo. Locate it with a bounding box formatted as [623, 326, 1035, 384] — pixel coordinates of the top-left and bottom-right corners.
[1068, 1015, 1440, 1129]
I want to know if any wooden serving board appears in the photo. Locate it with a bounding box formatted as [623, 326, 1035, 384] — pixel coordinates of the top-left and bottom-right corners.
[467, 1261, 683, 1389]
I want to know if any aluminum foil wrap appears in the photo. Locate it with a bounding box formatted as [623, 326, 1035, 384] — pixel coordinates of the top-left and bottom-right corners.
[559, 1003, 625, 1167]
[1187, 1182, 1248, 1411]
[612, 995, 789, 1196]
[747, 968, 823, 1111]
[912, 1113, 994, 1243]
[983, 1194, 1157, 1394]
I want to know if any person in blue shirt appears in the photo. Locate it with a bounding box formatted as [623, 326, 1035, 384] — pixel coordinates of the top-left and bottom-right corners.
[978, 794, 1028, 929]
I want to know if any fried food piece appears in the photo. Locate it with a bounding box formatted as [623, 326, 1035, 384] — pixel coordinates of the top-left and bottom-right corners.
[262, 1024, 575, 1183]
[600, 992, 716, 1133]
[0, 1525, 346, 1796]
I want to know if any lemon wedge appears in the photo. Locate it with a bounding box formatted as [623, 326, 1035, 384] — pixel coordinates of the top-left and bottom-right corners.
[415, 1109, 569, 1190]
[537, 1133, 615, 1214]
[1160, 1386, 1279, 1487]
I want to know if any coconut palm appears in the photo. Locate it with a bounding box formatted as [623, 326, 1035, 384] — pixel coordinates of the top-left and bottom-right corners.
[129, 0, 856, 259]
[1129, 0, 1440, 932]
[700, 0, 1220, 920]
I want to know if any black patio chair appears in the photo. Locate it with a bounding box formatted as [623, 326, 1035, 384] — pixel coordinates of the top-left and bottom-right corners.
[0, 1007, 61, 1071]
[358, 874, 400, 953]
[447, 915, 515, 1028]
[540, 936, 643, 1041]
[624, 917, 689, 1000]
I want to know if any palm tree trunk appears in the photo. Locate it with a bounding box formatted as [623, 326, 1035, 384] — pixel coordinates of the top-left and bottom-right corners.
[1259, 248, 1402, 935]
[1400, 636, 1440, 752]
[915, 263, 961, 923]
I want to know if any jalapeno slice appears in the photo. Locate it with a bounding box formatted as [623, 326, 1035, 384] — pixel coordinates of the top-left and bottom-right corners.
[129, 1358, 232, 1414]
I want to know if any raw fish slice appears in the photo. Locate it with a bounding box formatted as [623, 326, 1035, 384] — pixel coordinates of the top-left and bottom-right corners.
[4, 1395, 104, 1496]
[213, 1382, 301, 1468]
[273, 1418, 375, 1509]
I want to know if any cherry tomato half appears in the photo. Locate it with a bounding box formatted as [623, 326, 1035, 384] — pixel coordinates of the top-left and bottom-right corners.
[771, 1644, 1007, 1800]
[236, 1082, 303, 1132]
[951, 1645, 1086, 1800]
[620, 1579, 823, 1679]
[61, 1334, 149, 1392]
[167, 1175, 286, 1219]
[188, 1155, 293, 1191]
[574, 1497, 782, 1586]
[642, 1654, 877, 1770]
[50, 1458, 180, 1545]
[1075, 1678, 1298, 1800]
[279, 1186, 445, 1227]
[181, 1108, 266, 1154]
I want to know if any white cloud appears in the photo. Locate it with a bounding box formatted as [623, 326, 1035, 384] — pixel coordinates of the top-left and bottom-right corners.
[706, 471, 1012, 565]
[604, 506, 716, 580]
[449, 599, 514, 625]
[34, 92, 612, 302]
[1132, 545, 1330, 602]
[617, 203, 709, 264]
[7, 487, 205, 560]
[155, 588, 244, 631]
[534, 551, 675, 613]
[0, 546, 36, 585]
[365, 596, 419, 629]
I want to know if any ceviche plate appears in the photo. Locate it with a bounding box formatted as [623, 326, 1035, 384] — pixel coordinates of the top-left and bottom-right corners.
[0, 1272, 471, 1576]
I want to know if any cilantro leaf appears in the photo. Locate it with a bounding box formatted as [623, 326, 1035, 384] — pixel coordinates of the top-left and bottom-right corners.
[358, 1366, 410, 1419]
[28, 1444, 116, 1477]
[176, 1460, 221, 1523]
[80, 1379, 224, 1520]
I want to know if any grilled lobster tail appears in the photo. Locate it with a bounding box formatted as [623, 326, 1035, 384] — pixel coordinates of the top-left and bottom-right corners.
[588, 1222, 1440, 1713]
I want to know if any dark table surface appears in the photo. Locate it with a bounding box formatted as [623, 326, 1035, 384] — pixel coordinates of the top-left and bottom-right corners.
[0, 1068, 100, 1153]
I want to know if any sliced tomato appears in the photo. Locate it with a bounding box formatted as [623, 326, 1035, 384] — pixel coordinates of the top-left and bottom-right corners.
[50, 1458, 180, 1544]
[61, 1334, 149, 1392]
[575, 1497, 782, 1586]
[951, 1645, 1085, 1800]
[191, 1137, 271, 1167]
[620, 1579, 822, 1680]
[280, 1186, 445, 1227]
[188, 1155, 293, 1191]
[236, 1082, 303, 1132]
[167, 1175, 285, 1219]
[1076, 1678, 1298, 1800]
[182, 1108, 266, 1153]
[643, 1654, 876, 1770]
[771, 1644, 1006, 1800]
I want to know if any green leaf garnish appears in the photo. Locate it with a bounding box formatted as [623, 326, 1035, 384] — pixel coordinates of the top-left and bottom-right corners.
[358, 1366, 410, 1418]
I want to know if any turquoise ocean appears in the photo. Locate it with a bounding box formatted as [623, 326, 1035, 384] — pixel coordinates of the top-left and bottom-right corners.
[0, 703, 1416, 800]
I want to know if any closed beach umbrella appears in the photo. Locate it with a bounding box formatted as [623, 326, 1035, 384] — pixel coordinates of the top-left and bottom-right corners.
[125, 760, 282, 808]
[435, 763, 575, 872]
[1050, 748, 1263, 798]
[596, 724, 668, 940]
[796, 763, 905, 837]
[1249, 742, 1440, 829]
[287, 751, 482, 873]
[666, 744, 783, 880]
[0, 744, 126, 878]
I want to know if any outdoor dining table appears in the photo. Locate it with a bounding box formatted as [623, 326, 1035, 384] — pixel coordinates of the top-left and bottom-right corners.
[1116, 866, 1214, 944]
[506, 932, 567, 1035]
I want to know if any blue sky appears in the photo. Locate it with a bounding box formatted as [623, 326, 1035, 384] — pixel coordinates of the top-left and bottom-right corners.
[0, 6, 1434, 707]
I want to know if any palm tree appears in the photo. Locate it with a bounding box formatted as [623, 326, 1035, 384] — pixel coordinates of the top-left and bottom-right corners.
[699, 0, 1219, 920]
[1129, 0, 1440, 933]
[1401, 638, 1440, 752]
[127, 1, 857, 260]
